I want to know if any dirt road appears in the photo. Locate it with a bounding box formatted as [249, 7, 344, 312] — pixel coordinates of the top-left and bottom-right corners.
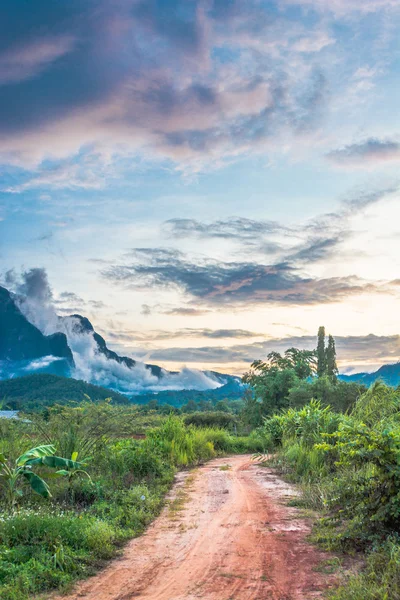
[54, 456, 336, 600]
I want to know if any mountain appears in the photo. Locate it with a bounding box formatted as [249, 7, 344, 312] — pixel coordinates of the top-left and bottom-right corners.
[340, 362, 400, 387]
[0, 285, 231, 396]
[62, 314, 170, 378]
[0, 373, 128, 411]
[0, 286, 74, 377]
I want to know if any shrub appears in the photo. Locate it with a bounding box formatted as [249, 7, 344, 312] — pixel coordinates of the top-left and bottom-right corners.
[184, 411, 237, 429]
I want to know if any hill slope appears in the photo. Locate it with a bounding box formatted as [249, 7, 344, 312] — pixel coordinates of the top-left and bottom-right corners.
[0, 374, 128, 411]
[340, 362, 400, 387]
[0, 286, 73, 377]
[132, 377, 244, 407]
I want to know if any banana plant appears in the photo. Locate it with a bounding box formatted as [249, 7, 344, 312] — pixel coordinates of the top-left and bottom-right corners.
[55, 451, 92, 483]
[0, 444, 85, 510]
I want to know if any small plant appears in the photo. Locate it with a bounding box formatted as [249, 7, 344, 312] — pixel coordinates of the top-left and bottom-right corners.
[56, 451, 92, 483]
[0, 444, 85, 510]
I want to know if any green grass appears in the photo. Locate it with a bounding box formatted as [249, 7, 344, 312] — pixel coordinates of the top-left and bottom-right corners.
[0, 408, 259, 599]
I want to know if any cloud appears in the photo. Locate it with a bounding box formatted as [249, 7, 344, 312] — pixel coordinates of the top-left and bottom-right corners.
[5, 155, 108, 192]
[284, 0, 400, 16]
[287, 235, 345, 263]
[3, 267, 225, 393]
[327, 138, 400, 167]
[102, 183, 398, 308]
[108, 327, 261, 342]
[0, 36, 75, 84]
[292, 33, 335, 53]
[164, 306, 211, 317]
[0, 0, 334, 171]
[3, 267, 60, 334]
[148, 334, 400, 373]
[163, 217, 288, 242]
[102, 247, 382, 307]
[55, 291, 85, 305]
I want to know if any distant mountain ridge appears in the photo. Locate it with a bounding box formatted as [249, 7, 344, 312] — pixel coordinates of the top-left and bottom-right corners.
[339, 362, 400, 387]
[0, 284, 235, 394]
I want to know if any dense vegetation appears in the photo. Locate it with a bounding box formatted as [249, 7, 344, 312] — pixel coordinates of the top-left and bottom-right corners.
[131, 377, 244, 408]
[0, 402, 262, 599]
[0, 374, 128, 410]
[242, 328, 366, 427]
[3, 324, 400, 599]
[245, 328, 400, 599]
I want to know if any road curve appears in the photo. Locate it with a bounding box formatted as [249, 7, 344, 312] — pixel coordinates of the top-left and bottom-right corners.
[52, 455, 336, 600]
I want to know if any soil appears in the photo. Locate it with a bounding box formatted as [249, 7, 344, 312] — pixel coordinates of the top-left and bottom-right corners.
[52, 455, 339, 600]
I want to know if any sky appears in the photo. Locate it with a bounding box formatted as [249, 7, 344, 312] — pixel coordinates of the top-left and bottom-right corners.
[2, 0, 400, 376]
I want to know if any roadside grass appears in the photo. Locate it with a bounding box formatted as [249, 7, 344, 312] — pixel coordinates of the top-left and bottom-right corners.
[168, 471, 197, 520]
[0, 409, 260, 600]
[258, 395, 400, 599]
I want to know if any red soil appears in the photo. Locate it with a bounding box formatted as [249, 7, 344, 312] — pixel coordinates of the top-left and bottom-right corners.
[52, 455, 337, 600]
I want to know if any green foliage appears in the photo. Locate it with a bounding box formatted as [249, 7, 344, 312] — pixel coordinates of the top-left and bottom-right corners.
[0, 392, 297, 599]
[317, 326, 326, 378]
[351, 380, 400, 426]
[240, 388, 263, 428]
[0, 406, 255, 598]
[326, 334, 338, 382]
[243, 360, 300, 418]
[267, 381, 400, 598]
[288, 376, 366, 413]
[328, 539, 400, 600]
[317, 421, 400, 538]
[0, 444, 85, 510]
[0, 374, 127, 411]
[184, 411, 237, 429]
[242, 347, 318, 422]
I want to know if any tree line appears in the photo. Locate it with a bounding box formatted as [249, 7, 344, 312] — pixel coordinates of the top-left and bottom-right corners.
[242, 326, 364, 426]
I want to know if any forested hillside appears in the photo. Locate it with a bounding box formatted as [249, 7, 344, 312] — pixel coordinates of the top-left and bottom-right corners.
[0, 374, 128, 410]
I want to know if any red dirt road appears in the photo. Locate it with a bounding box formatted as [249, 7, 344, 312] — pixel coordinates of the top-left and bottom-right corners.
[53, 456, 336, 600]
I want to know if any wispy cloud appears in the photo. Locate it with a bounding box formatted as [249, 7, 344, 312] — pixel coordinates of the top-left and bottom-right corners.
[0, 36, 75, 84]
[107, 327, 261, 343]
[284, 0, 400, 16]
[163, 217, 288, 244]
[327, 138, 400, 168]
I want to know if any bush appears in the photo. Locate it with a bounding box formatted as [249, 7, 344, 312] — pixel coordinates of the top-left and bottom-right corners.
[184, 411, 237, 429]
[329, 540, 400, 600]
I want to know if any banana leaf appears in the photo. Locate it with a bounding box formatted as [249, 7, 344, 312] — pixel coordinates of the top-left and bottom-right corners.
[17, 445, 56, 466]
[26, 455, 85, 470]
[22, 471, 52, 498]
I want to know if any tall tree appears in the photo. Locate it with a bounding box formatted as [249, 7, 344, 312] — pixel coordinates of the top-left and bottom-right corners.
[242, 348, 316, 419]
[326, 334, 338, 382]
[317, 326, 326, 377]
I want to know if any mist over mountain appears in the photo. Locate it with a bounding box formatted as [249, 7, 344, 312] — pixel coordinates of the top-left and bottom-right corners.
[0, 270, 231, 395]
[0, 285, 73, 379]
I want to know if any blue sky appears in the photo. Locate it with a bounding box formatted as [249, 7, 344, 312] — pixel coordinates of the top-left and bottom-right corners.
[2, 0, 400, 374]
